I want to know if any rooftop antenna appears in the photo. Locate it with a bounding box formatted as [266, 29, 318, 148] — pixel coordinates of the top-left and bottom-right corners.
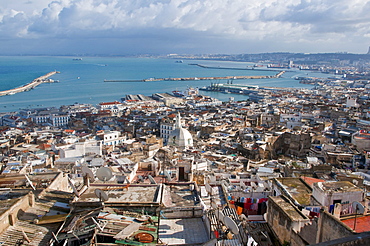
[24, 174, 36, 191]
[96, 167, 113, 182]
[352, 201, 365, 231]
[94, 188, 109, 202]
[67, 177, 79, 197]
[148, 175, 157, 184]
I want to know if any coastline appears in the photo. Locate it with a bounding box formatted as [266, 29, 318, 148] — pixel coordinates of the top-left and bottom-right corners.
[0, 71, 59, 97]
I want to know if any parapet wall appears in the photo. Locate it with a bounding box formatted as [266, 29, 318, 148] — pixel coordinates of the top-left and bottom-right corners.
[0, 192, 34, 234]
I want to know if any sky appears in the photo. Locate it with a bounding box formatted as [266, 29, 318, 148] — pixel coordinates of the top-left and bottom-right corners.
[0, 0, 370, 55]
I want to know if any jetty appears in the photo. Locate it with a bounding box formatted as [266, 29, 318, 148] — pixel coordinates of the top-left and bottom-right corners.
[0, 71, 60, 97]
[190, 63, 291, 72]
[104, 71, 285, 83]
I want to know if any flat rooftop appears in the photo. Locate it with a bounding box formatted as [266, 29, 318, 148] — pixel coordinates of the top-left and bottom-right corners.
[159, 218, 209, 245]
[161, 183, 206, 208]
[318, 181, 362, 193]
[276, 177, 312, 206]
[270, 196, 308, 221]
[77, 184, 161, 204]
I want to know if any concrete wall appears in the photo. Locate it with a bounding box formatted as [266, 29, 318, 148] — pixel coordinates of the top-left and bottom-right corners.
[266, 196, 310, 244]
[310, 231, 370, 246]
[317, 211, 354, 243]
[0, 192, 34, 234]
[161, 207, 204, 219]
[45, 172, 70, 192]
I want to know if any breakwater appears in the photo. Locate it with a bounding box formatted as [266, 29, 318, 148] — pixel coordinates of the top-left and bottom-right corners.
[0, 71, 59, 96]
[191, 63, 289, 72]
[104, 71, 285, 83]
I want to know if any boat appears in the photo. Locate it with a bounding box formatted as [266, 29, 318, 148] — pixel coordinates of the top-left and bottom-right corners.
[73, 58, 82, 61]
[172, 90, 185, 97]
[175, 60, 183, 63]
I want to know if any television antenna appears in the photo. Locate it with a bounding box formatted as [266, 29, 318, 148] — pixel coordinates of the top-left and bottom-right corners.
[148, 175, 157, 184]
[352, 201, 365, 231]
[96, 167, 113, 182]
[94, 188, 109, 202]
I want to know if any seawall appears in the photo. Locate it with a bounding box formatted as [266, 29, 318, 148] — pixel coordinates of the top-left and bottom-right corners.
[0, 71, 60, 97]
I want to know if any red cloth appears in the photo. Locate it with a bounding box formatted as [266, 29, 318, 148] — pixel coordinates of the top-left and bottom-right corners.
[244, 203, 252, 210]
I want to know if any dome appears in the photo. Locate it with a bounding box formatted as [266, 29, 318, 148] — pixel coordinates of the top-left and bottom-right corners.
[168, 112, 193, 147]
[168, 127, 193, 147]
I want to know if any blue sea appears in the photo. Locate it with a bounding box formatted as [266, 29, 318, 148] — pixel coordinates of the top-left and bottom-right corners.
[0, 56, 326, 113]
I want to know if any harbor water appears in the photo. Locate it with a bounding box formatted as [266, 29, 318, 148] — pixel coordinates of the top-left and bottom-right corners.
[0, 56, 326, 112]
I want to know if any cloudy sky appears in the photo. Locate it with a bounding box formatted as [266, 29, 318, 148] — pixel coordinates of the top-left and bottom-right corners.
[1, 0, 370, 55]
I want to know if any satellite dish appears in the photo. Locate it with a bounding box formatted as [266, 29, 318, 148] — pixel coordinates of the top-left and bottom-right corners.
[203, 239, 217, 246]
[164, 170, 172, 182]
[352, 201, 365, 214]
[240, 181, 246, 190]
[94, 188, 109, 202]
[96, 167, 113, 182]
[138, 175, 144, 182]
[82, 166, 94, 181]
[205, 183, 213, 196]
[148, 175, 157, 184]
[224, 216, 239, 234]
[215, 210, 225, 223]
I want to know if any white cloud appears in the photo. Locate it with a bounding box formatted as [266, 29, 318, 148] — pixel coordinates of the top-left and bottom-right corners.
[0, 0, 369, 54]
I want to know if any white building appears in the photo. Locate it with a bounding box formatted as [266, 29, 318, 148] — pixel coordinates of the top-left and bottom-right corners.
[160, 121, 176, 144]
[97, 130, 125, 146]
[167, 113, 193, 148]
[312, 181, 363, 207]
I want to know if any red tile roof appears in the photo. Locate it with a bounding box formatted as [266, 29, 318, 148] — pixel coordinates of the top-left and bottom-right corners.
[342, 215, 370, 233]
[300, 176, 325, 188]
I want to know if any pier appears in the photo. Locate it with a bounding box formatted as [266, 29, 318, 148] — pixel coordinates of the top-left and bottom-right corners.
[0, 71, 60, 97]
[104, 71, 285, 83]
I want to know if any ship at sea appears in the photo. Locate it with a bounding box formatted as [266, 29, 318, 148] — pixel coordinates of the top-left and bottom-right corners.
[172, 87, 199, 98]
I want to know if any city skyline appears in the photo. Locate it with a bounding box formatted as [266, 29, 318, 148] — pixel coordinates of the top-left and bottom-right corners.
[0, 0, 370, 55]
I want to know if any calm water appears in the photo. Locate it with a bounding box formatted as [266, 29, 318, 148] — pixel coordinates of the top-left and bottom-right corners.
[0, 56, 323, 112]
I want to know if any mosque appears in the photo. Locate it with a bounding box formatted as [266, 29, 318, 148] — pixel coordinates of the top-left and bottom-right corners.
[167, 113, 193, 148]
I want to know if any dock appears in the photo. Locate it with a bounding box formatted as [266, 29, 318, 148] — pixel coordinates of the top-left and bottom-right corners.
[0, 71, 60, 97]
[104, 71, 285, 83]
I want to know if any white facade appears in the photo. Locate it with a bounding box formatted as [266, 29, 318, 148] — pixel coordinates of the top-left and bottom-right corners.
[98, 130, 125, 146]
[167, 113, 193, 148]
[51, 115, 70, 127]
[346, 97, 359, 108]
[312, 181, 363, 207]
[160, 122, 176, 144]
[59, 140, 102, 158]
